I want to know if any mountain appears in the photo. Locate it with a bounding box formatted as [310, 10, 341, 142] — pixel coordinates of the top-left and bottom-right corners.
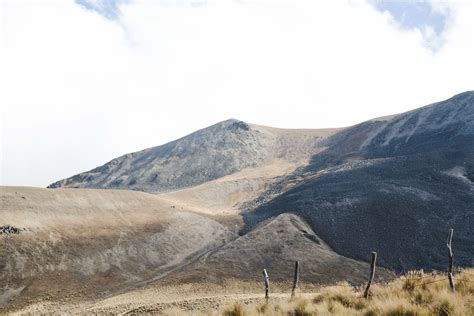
[47, 91, 474, 274]
[48, 120, 339, 192]
[243, 91, 474, 272]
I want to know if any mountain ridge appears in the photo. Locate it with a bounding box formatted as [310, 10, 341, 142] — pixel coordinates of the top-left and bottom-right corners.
[49, 91, 474, 193]
[48, 119, 339, 192]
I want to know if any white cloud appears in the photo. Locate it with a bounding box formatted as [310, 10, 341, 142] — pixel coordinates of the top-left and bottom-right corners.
[368, 0, 454, 51]
[1, 0, 473, 186]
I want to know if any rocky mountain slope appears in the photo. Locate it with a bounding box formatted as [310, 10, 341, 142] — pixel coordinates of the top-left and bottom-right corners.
[48, 120, 338, 192]
[243, 91, 474, 272]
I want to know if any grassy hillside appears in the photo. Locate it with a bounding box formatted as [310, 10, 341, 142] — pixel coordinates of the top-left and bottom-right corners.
[9, 269, 473, 314]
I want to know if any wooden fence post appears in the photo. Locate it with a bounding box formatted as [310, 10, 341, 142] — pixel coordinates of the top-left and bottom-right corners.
[364, 252, 377, 299]
[291, 261, 300, 298]
[447, 229, 455, 292]
[263, 269, 269, 302]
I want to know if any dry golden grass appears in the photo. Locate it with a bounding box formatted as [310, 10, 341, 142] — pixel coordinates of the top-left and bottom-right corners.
[210, 269, 474, 316]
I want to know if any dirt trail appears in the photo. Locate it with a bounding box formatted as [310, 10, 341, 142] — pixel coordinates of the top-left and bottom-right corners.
[94, 292, 315, 315]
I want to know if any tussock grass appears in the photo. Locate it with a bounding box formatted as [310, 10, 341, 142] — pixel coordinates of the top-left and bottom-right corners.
[212, 269, 474, 316]
[224, 303, 247, 316]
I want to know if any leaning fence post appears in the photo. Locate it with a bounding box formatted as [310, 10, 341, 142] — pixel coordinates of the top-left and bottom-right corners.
[291, 261, 300, 298]
[364, 252, 377, 299]
[447, 228, 455, 292]
[263, 269, 269, 302]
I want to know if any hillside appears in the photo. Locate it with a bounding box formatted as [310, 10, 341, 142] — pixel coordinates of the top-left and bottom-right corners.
[0, 187, 235, 311]
[243, 91, 474, 272]
[0, 187, 380, 312]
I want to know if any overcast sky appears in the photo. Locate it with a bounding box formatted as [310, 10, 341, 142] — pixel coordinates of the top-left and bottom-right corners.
[1, 0, 473, 187]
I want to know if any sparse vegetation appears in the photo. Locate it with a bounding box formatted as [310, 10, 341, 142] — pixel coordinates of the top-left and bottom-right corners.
[211, 269, 474, 316]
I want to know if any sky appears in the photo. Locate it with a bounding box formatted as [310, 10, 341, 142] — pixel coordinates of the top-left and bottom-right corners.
[0, 0, 473, 187]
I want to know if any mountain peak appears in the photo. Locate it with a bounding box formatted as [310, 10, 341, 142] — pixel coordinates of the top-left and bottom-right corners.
[214, 119, 250, 131]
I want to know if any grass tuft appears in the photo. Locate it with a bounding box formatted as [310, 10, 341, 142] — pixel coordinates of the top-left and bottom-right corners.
[291, 300, 312, 316]
[385, 305, 418, 316]
[224, 303, 247, 316]
[433, 300, 454, 316]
